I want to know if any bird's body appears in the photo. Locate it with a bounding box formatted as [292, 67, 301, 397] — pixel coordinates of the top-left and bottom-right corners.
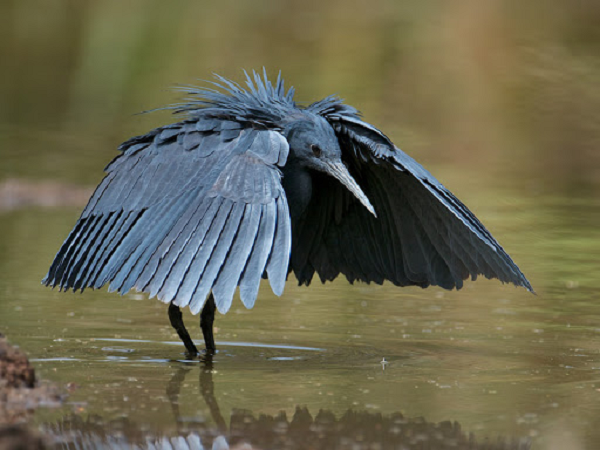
[44, 71, 532, 355]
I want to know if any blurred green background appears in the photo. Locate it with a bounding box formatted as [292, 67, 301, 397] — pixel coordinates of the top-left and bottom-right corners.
[1, 1, 600, 449]
[1, 0, 599, 192]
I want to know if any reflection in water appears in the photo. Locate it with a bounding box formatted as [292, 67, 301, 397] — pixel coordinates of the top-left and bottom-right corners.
[166, 360, 227, 435]
[46, 359, 531, 450]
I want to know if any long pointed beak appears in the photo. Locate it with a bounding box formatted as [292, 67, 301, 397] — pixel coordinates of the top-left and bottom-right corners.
[324, 161, 377, 217]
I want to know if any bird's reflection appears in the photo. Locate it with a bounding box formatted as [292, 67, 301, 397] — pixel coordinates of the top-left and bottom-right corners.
[48, 358, 531, 450]
[167, 356, 227, 436]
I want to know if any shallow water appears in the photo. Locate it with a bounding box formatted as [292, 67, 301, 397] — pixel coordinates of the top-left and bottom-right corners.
[1, 1, 600, 449]
[1, 198, 600, 449]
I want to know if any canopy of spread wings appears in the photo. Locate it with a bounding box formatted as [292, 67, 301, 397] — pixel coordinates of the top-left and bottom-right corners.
[43, 118, 292, 315]
[289, 104, 533, 292]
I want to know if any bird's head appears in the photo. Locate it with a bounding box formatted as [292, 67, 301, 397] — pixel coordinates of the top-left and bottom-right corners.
[284, 116, 376, 217]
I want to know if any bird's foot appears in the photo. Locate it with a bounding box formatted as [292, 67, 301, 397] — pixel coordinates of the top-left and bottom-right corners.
[203, 346, 216, 356]
[182, 349, 199, 360]
[200, 349, 216, 363]
[180, 340, 199, 358]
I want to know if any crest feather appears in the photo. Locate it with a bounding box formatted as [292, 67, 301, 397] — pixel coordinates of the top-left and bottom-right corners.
[171, 69, 297, 127]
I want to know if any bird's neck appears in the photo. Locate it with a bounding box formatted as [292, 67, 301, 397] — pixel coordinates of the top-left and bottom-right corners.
[281, 161, 313, 219]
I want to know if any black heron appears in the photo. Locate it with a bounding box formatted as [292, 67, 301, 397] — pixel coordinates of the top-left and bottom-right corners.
[44, 70, 532, 356]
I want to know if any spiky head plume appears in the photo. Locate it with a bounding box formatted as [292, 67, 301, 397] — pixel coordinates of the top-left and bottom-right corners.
[164, 69, 361, 128]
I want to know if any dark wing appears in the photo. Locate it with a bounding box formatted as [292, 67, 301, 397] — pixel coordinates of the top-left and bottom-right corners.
[44, 120, 292, 314]
[292, 107, 532, 292]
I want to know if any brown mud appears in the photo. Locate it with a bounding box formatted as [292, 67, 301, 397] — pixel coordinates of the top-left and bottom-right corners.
[0, 333, 62, 449]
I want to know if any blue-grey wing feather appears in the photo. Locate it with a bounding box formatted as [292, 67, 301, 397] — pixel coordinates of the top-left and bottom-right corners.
[161, 198, 229, 307]
[239, 201, 277, 308]
[44, 121, 292, 314]
[211, 203, 262, 312]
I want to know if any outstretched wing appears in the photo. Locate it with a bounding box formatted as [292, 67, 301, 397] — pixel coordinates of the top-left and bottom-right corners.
[44, 119, 292, 314]
[292, 102, 532, 291]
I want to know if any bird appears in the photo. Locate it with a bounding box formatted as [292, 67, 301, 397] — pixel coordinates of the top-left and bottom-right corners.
[43, 69, 532, 356]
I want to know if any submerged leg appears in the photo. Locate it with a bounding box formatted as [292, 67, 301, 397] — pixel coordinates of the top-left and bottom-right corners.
[168, 302, 199, 356]
[200, 293, 217, 354]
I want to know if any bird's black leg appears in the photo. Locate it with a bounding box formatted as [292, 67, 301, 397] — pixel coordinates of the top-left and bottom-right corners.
[200, 293, 217, 354]
[168, 302, 199, 356]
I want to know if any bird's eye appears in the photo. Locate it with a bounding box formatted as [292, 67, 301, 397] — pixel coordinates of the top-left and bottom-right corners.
[311, 144, 322, 158]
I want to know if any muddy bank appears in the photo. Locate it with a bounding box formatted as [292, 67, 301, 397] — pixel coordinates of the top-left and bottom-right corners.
[0, 334, 35, 391]
[0, 179, 92, 212]
[0, 334, 62, 449]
